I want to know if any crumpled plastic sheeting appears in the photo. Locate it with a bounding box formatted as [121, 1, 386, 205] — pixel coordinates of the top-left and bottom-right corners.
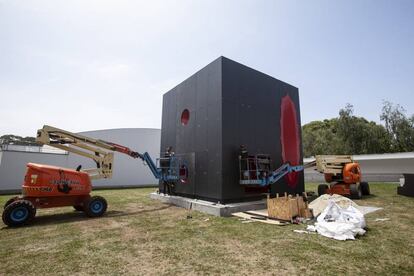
[307, 201, 366, 241]
[309, 194, 361, 217]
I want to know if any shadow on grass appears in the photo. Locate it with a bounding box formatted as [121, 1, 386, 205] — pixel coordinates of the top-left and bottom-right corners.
[361, 194, 378, 199]
[1, 205, 173, 229]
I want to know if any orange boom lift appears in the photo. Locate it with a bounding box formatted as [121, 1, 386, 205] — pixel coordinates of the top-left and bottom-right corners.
[305, 155, 370, 199]
[2, 125, 144, 227]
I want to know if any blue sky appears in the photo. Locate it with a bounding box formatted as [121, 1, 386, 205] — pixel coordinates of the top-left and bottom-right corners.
[0, 0, 413, 136]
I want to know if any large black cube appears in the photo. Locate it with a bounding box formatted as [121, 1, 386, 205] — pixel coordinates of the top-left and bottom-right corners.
[160, 57, 304, 203]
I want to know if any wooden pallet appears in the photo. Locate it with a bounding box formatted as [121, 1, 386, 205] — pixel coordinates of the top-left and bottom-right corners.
[267, 193, 313, 222]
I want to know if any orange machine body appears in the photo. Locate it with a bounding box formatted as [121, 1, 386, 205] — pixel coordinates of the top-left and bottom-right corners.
[342, 162, 361, 184]
[321, 162, 365, 198]
[21, 163, 92, 208]
[323, 162, 361, 184]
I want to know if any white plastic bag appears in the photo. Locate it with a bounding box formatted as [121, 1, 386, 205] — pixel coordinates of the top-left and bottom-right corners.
[307, 201, 366, 240]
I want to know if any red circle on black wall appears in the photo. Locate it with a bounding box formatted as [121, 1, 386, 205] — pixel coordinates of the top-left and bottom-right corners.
[181, 109, 190, 125]
[179, 165, 188, 183]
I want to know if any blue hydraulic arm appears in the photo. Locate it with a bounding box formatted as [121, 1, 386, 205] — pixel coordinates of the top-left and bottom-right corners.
[68, 139, 180, 183]
[264, 163, 304, 186]
[137, 152, 162, 180]
[101, 142, 164, 181]
[135, 151, 181, 182]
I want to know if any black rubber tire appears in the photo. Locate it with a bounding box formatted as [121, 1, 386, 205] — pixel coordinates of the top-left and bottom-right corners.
[84, 196, 107, 217]
[360, 182, 370, 195]
[73, 205, 84, 212]
[350, 184, 362, 199]
[2, 200, 36, 227]
[4, 197, 19, 209]
[318, 184, 329, 196]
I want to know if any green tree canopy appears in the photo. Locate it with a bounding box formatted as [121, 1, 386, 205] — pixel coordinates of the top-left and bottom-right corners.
[302, 101, 412, 157]
[380, 101, 414, 152]
[0, 135, 38, 146]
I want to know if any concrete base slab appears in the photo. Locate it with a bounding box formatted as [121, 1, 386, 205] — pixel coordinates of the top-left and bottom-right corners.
[150, 192, 266, 217]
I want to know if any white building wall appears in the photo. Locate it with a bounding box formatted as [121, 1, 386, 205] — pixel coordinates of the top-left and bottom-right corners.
[0, 128, 161, 193]
[304, 152, 414, 183]
[0, 151, 69, 192]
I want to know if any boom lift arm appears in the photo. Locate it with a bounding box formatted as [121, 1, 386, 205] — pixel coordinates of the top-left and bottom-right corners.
[36, 125, 162, 180]
[302, 155, 369, 198]
[264, 163, 304, 186]
[239, 152, 304, 187]
[302, 155, 361, 183]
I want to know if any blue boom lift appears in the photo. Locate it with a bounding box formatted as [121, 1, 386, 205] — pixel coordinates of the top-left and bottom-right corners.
[135, 151, 187, 183]
[101, 142, 187, 186]
[239, 152, 304, 187]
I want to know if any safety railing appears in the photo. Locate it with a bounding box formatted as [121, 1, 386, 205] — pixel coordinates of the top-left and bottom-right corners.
[239, 154, 271, 185]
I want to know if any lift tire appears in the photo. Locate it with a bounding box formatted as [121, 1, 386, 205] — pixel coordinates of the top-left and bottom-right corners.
[350, 184, 362, 199]
[2, 200, 36, 227]
[324, 174, 333, 183]
[4, 197, 19, 209]
[84, 196, 107, 217]
[73, 205, 84, 212]
[360, 182, 370, 196]
[318, 184, 329, 196]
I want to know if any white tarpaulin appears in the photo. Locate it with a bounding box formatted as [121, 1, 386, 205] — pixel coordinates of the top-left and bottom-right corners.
[307, 201, 366, 240]
[309, 194, 360, 217]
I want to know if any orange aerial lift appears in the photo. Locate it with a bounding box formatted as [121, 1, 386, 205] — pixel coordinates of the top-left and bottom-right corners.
[2, 125, 185, 227]
[305, 155, 370, 199]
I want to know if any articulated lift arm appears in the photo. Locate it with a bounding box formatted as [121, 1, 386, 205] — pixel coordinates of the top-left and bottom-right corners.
[302, 155, 354, 174]
[265, 163, 304, 186]
[264, 156, 357, 186]
[239, 157, 304, 187]
[36, 125, 163, 180]
[139, 152, 162, 180]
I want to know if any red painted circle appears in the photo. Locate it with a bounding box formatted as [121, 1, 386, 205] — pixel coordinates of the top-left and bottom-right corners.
[179, 165, 188, 183]
[280, 95, 300, 188]
[181, 109, 190, 125]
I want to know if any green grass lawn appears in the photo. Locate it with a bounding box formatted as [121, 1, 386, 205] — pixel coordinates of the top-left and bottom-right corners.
[0, 183, 413, 275]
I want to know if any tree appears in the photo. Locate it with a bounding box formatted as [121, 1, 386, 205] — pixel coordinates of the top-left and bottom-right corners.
[337, 103, 391, 154]
[380, 101, 414, 152]
[0, 135, 38, 146]
[302, 119, 345, 157]
[302, 103, 392, 157]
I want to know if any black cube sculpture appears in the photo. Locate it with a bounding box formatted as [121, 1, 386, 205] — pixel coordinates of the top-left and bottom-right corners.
[160, 57, 304, 203]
